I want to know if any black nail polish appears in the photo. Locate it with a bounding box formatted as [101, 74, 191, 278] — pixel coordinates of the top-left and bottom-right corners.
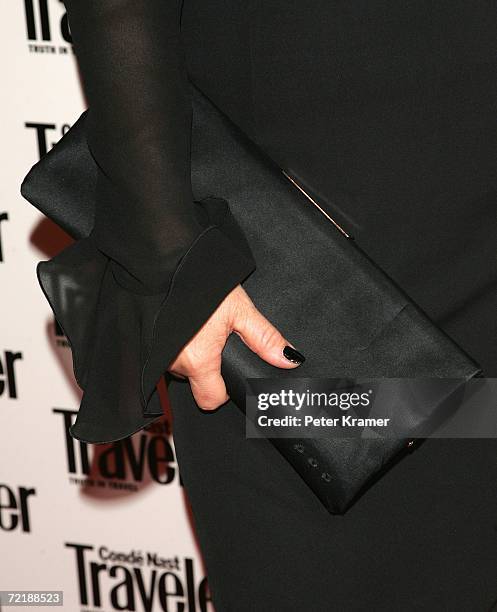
[283, 345, 305, 364]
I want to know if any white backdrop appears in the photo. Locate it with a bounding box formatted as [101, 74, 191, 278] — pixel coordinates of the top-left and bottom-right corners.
[1, 2, 213, 610]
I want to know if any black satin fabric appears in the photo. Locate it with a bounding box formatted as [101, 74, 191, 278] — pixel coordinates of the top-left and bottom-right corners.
[24, 123, 254, 442]
[182, 0, 497, 374]
[23, 82, 481, 513]
[19, 0, 497, 608]
[179, 4, 497, 607]
[22, 0, 256, 442]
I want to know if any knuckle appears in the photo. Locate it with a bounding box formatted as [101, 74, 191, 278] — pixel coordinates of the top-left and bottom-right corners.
[258, 324, 281, 351]
[196, 394, 223, 411]
[178, 346, 206, 374]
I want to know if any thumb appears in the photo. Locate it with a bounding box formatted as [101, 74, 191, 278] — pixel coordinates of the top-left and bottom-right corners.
[233, 303, 305, 369]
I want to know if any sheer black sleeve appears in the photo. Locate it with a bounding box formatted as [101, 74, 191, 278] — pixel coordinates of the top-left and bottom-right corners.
[34, 0, 256, 443]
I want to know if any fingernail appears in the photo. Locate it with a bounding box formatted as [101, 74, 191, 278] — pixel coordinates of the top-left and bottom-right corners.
[283, 345, 306, 365]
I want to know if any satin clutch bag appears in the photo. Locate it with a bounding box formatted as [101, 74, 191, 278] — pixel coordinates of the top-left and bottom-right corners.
[20, 83, 481, 514]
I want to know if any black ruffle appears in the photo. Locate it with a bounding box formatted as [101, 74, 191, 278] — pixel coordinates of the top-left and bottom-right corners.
[36, 197, 255, 444]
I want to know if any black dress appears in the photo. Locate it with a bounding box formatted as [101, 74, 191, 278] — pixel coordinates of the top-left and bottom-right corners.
[31, 1, 497, 609]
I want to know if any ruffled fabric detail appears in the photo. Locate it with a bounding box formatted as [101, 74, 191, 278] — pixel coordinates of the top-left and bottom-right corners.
[36, 197, 255, 444]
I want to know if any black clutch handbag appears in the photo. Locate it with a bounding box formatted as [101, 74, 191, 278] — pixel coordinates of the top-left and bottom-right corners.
[20, 82, 481, 514]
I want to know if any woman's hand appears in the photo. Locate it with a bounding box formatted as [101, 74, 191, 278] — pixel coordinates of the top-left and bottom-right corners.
[168, 284, 305, 410]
